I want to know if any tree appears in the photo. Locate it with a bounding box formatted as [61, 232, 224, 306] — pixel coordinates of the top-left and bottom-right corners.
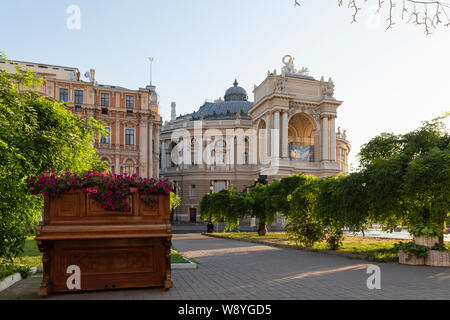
[402, 147, 450, 243]
[0, 56, 106, 265]
[248, 184, 274, 236]
[315, 172, 370, 234]
[199, 188, 250, 231]
[358, 114, 450, 239]
[294, 0, 450, 34]
[284, 175, 324, 247]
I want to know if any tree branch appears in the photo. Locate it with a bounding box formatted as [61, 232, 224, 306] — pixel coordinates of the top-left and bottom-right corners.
[294, 0, 450, 34]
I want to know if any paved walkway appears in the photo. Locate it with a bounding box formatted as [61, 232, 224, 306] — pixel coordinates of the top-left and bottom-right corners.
[1, 233, 449, 300]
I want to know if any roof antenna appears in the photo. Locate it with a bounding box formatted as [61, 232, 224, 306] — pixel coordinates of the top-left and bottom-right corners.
[148, 57, 154, 86]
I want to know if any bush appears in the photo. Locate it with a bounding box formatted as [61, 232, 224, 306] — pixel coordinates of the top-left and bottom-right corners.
[325, 231, 344, 250]
[285, 219, 324, 247]
[394, 241, 430, 260]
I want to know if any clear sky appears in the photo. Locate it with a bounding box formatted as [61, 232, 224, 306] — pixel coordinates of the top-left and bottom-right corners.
[1, 0, 449, 169]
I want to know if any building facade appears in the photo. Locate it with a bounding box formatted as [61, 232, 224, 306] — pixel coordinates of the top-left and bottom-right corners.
[160, 56, 351, 222]
[0, 60, 161, 177]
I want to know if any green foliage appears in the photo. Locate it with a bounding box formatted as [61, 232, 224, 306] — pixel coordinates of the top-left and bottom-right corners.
[285, 219, 324, 247]
[359, 132, 404, 168]
[359, 114, 449, 234]
[170, 192, 181, 211]
[315, 172, 369, 234]
[409, 223, 443, 238]
[0, 262, 32, 281]
[394, 241, 430, 260]
[0, 55, 106, 264]
[284, 175, 325, 247]
[325, 231, 344, 251]
[364, 158, 407, 231]
[431, 243, 448, 252]
[199, 188, 250, 231]
[248, 184, 273, 224]
[402, 148, 450, 233]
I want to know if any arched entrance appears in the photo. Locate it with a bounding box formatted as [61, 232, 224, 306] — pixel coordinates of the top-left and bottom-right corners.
[288, 113, 315, 162]
[257, 119, 267, 164]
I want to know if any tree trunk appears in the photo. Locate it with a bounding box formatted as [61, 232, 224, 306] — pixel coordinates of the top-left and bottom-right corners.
[258, 221, 267, 236]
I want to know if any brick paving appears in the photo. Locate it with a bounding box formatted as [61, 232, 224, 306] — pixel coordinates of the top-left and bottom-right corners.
[1, 233, 449, 300]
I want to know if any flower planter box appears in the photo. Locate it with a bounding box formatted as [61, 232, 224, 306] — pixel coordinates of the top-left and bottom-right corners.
[425, 250, 450, 267]
[35, 189, 172, 297]
[398, 250, 425, 265]
[414, 236, 439, 248]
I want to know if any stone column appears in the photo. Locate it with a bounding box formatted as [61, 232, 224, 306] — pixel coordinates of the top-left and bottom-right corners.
[281, 111, 288, 158]
[149, 121, 153, 177]
[330, 117, 336, 161]
[271, 111, 280, 160]
[161, 141, 166, 171]
[139, 118, 148, 177]
[265, 114, 271, 159]
[115, 117, 121, 174]
[154, 125, 160, 178]
[322, 116, 328, 161]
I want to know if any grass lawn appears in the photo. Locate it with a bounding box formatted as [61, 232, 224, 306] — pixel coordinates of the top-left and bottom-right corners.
[210, 232, 450, 262]
[1, 236, 194, 280]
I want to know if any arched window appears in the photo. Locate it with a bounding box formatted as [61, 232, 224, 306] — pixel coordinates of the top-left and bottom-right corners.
[124, 159, 135, 175]
[191, 138, 196, 165]
[215, 139, 226, 165]
[288, 114, 315, 162]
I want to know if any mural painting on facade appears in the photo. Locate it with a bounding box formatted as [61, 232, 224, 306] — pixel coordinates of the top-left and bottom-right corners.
[289, 144, 314, 162]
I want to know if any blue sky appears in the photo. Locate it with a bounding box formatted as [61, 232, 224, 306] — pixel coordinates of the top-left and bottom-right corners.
[1, 0, 449, 168]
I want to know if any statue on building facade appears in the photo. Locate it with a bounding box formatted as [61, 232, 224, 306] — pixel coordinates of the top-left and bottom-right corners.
[322, 77, 335, 100]
[275, 77, 287, 93]
[282, 55, 296, 74]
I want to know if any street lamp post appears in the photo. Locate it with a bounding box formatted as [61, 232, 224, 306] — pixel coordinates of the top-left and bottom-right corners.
[206, 183, 214, 233]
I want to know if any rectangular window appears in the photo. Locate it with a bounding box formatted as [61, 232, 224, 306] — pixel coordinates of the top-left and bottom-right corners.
[126, 95, 134, 109]
[59, 88, 68, 102]
[127, 110, 133, 117]
[101, 93, 109, 107]
[190, 185, 196, 197]
[152, 140, 154, 153]
[74, 90, 83, 104]
[100, 127, 111, 144]
[244, 152, 249, 165]
[125, 129, 135, 145]
[75, 106, 82, 112]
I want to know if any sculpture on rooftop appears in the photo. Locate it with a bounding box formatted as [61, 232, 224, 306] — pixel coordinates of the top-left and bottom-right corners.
[281, 55, 310, 76]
